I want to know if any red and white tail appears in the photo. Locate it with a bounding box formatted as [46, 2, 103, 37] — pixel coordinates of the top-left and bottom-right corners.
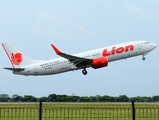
[2, 43, 41, 68]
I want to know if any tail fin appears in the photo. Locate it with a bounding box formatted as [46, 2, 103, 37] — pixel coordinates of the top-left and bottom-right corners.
[2, 43, 41, 68]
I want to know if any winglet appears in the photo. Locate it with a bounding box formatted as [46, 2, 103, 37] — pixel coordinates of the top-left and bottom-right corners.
[51, 44, 62, 55]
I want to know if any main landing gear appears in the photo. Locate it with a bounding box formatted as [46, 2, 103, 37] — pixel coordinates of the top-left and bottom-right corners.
[82, 68, 87, 75]
[142, 56, 146, 61]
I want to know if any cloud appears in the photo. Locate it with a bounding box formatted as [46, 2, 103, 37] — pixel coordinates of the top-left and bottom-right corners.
[0, 54, 2, 60]
[146, 8, 157, 16]
[76, 8, 87, 16]
[125, 2, 157, 16]
[36, 9, 65, 27]
[31, 25, 77, 39]
[31, 9, 77, 39]
[74, 24, 90, 34]
[125, 2, 145, 16]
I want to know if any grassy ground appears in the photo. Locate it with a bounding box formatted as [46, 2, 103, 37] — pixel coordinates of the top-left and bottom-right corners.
[0, 103, 159, 120]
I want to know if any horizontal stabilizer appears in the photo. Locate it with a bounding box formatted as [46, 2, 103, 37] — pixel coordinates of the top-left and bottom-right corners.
[4, 68, 25, 72]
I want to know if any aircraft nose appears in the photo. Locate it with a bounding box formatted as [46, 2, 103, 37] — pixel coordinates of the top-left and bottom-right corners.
[151, 43, 157, 50]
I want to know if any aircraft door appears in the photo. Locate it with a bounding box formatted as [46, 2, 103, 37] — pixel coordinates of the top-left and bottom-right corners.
[138, 44, 141, 49]
[137, 43, 142, 55]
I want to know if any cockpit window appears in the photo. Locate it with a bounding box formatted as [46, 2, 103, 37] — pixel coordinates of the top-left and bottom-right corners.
[145, 42, 150, 44]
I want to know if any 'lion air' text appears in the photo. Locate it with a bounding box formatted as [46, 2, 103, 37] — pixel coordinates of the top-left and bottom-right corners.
[103, 45, 134, 57]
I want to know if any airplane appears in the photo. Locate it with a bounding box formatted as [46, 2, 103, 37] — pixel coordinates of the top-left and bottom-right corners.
[2, 41, 157, 76]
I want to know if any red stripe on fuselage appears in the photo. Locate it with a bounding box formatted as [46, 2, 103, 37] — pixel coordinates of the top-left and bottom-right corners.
[2, 43, 15, 68]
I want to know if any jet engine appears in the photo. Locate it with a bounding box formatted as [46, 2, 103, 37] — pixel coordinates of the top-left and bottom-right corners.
[92, 57, 108, 69]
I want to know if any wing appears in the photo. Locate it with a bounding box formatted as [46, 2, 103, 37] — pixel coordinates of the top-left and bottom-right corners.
[51, 44, 92, 68]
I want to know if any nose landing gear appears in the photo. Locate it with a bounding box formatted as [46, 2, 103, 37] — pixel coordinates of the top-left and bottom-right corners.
[142, 56, 146, 60]
[82, 68, 87, 75]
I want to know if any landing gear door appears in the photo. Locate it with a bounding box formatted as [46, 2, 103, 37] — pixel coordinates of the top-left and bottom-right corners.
[34, 67, 38, 75]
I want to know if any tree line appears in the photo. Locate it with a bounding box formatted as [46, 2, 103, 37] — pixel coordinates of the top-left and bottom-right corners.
[0, 94, 159, 102]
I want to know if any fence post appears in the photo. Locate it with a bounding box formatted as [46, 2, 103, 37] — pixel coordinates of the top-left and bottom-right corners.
[132, 101, 135, 120]
[39, 101, 42, 120]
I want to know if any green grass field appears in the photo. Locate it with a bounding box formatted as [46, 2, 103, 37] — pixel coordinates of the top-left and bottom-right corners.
[0, 103, 159, 120]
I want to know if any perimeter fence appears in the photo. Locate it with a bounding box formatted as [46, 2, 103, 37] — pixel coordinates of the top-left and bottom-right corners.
[0, 102, 159, 120]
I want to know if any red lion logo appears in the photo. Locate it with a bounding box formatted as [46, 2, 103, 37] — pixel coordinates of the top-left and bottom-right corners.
[11, 53, 23, 65]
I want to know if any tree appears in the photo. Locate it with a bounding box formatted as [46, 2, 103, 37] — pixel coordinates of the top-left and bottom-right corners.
[152, 96, 159, 102]
[39, 97, 47, 102]
[84, 97, 90, 102]
[23, 95, 38, 102]
[66, 96, 75, 102]
[47, 94, 57, 102]
[89, 96, 96, 102]
[12, 94, 22, 102]
[58, 95, 67, 102]
[118, 95, 129, 102]
[0, 94, 10, 102]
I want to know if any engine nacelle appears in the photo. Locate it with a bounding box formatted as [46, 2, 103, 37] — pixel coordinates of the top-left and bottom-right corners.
[92, 57, 108, 69]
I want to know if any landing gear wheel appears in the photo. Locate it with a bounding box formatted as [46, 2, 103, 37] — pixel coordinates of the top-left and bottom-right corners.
[82, 69, 87, 75]
[142, 56, 146, 61]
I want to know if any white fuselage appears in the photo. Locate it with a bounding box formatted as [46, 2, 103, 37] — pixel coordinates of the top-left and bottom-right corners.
[14, 41, 157, 76]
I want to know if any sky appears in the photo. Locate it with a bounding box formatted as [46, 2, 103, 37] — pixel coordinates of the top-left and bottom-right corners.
[0, 0, 159, 98]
